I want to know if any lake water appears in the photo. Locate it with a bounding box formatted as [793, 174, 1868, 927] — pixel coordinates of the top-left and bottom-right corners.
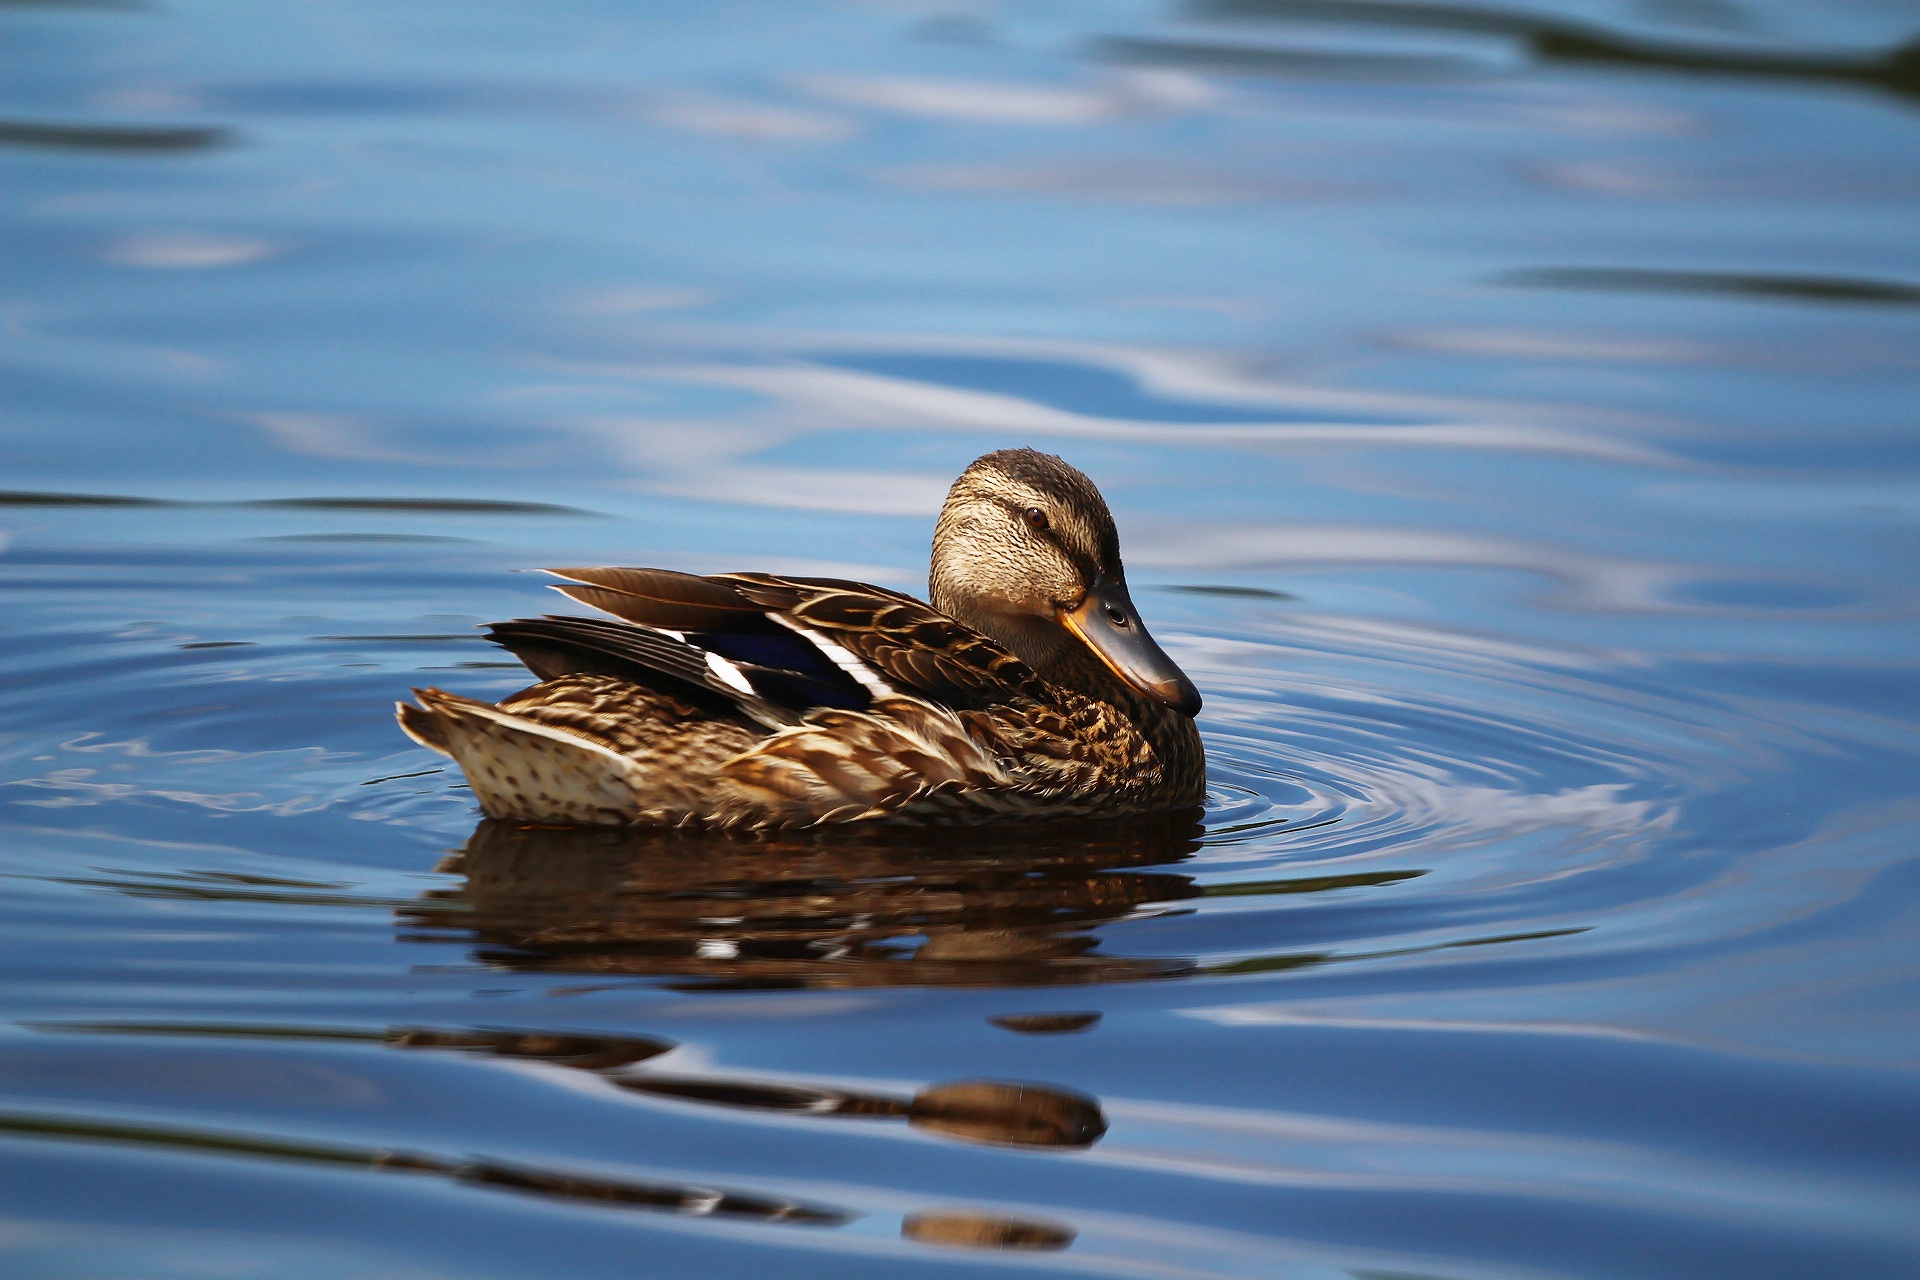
[3, 1, 1918, 1276]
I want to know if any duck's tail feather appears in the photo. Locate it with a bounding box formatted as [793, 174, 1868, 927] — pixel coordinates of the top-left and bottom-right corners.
[396, 687, 648, 826]
[395, 699, 452, 754]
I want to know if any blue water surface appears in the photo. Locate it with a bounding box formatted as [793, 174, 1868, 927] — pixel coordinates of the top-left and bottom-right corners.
[2, 1, 1918, 1277]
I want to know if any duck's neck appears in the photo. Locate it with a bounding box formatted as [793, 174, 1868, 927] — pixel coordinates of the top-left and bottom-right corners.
[1040, 642, 1205, 801]
[933, 584, 1194, 732]
[1038, 643, 1165, 724]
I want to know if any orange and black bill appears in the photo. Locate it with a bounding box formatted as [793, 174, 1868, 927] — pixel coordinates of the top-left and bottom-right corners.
[1060, 572, 1202, 716]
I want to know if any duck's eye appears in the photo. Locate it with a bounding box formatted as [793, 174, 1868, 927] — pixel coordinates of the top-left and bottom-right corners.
[1023, 507, 1050, 532]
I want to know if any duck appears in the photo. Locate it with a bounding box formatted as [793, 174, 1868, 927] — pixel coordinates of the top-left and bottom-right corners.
[396, 449, 1205, 829]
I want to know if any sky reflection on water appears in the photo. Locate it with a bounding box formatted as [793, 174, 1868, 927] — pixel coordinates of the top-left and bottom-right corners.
[3, 0, 1919, 1277]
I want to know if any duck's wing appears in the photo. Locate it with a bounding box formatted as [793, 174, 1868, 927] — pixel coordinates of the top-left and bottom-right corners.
[538, 566, 1046, 714]
[721, 571, 1050, 711]
[481, 615, 802, 730]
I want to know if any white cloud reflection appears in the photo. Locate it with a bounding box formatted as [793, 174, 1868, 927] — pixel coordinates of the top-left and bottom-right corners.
[102, 232, 284, 270]
[248, 413, 443, 465]
[638, 93, 857, 141]
[1131, 521, 1681, 611]
[569, 326, 1666, 438]
[794, 69, 1215, 125]
[887, 159, 1368, 205]
[1386, 327, 1714, 363]
[556, 356, 1662, 476]
[245, 325, 1683, 616]
[567, 286, 714, 316]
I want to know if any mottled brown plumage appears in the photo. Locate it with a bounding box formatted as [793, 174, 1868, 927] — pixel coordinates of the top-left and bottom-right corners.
[397, 450, 1206, 828]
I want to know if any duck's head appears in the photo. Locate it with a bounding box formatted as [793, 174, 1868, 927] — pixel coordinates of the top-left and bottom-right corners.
[930, 449, 1201, 717]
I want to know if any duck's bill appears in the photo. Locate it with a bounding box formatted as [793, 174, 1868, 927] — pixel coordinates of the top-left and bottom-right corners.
[1060, 574, 1203, 717]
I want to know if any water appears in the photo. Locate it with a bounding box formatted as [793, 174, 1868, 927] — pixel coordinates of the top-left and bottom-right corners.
[3, 0, 1918, 1276]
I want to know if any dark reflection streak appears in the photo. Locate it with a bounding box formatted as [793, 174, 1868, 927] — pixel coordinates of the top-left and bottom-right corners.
[0, 1112, 850, 1225]
[458, 1163, 846, 1223]
[243, 498, 599, 516]
[619, 1077, 1109, 1149]
[29, 1022, 674, 1070]
[1199, 0, 1662, 40]
[314, 634, 479, 642]
[0, 491, 177, 508]
[0, 121, 232, 152]
[1201, 868, 1424, 896]
[1099, 35, 1477, 78]
[149, 868, 344, 889]
[990, 1012, 1102, 1034]
[1497, 267, 1920, 306]
[1203, 924, 1589, 975]
[29, 1021, 390, 1044]
[61, 867, 350, 890]
[1450, 926, 1589, 947]
[1156, 585, 1300, 600]
[1183, 0, 1920, 100]
[0, 1111, 392, 1170]
[0, 492, 600, 515]
[1202, 814, 1342, 844]
[614, 1077, 895, 1117]
[1533, 27, 1920, 101]
[362, 767, 444, 785]
[384, 1026, 675, 1070]
[26, 1022, 1106, 1149]
[38, 872, 465, 913]
[28, 867, 360, 898]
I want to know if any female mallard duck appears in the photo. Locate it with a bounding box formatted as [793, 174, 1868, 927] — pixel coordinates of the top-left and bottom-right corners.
[397, 449, 1204, 828]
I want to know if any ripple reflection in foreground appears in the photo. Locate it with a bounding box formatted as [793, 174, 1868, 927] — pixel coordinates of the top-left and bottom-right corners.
[386, 1023, 1108, 1152]
[23, 1016, 1105, 1250]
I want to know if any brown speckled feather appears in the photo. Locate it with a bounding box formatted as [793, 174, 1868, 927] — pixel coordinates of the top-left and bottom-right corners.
[717, 573, 1051, 710]
[397, 581, 1203, 829]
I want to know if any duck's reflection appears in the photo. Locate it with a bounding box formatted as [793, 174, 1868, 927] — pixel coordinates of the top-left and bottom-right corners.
[386, 1026, 673, 1070]
[401, 814, 1209, 989]
[0, 1102, 852, 1226]
[39, 1016, 1104, 1238]
[597, 1074, 1104, 1149]
[903, 1210, 1077, 1251]
[385, 1026, 1107, 1150]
